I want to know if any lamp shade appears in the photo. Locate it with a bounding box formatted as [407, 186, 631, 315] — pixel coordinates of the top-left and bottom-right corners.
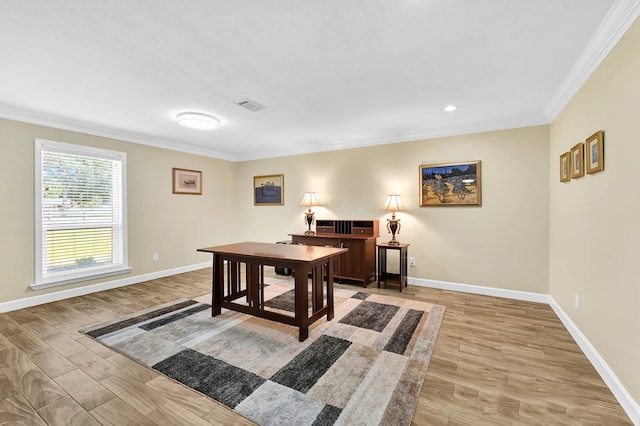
[299, 192, 321, 207]
[381, 194, 407, 212]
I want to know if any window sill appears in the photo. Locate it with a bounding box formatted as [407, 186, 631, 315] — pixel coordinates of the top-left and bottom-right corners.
[31, 267, 133, 291]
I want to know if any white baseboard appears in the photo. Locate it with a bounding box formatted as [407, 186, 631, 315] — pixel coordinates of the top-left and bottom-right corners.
[0, 262, 211, 314]
[409, 276, 639, 425]
[409, 276, 552, 304]
[548, 299, 640, 426]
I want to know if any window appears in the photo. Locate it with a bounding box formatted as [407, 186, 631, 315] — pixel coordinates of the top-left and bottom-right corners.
[34, 139, 129, 289]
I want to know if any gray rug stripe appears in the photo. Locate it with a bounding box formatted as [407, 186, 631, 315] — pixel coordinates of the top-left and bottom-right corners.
[384, 309, 425, 354]
[312, 404, 342, 426]
[339, 301, 399, 332]
[153, 348, 266, 408]
[85, 300, 198, 338]
[140, 303, 210, 331]
[264, 289, 312, 312]
[270, 335, 351, 393]
[350, 292, 369, 300]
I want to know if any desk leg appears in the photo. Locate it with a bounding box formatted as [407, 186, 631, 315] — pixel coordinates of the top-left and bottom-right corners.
[311, 264, 323, 314]
[246, 262, 261, 309]
[326, 258, 334, 321]
[295, 264, 310, 341]
[212, 254, 223, 316]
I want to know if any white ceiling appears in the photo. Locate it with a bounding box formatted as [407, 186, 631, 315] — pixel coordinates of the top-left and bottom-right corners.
[1, 1, 639, 161]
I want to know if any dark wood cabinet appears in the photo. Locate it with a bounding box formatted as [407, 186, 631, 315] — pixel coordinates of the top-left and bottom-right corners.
[290, 220, 379, 286]
[291, 235, 342, 277]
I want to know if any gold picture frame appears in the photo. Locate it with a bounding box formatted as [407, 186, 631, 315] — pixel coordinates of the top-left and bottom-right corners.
[586, 130, 604, 174]
[172, 168, 202, 195]
[254, 174, 284, 205]
[570, 143, 585, 179]
[559, 152, 571, 182]
[419, 161, 481, 206]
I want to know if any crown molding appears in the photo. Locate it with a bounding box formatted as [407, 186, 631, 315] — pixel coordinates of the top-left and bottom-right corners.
[235, 113, 549, 161]
[0, 105, 238, 162]
[544, 0, 640, 121]
[0, 104, 548, 163]
[331, 114, 549, 151]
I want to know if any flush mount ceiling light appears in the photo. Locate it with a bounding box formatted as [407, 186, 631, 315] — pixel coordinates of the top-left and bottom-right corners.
[444, 105, 458, 112]
[176, 112, 220, 131]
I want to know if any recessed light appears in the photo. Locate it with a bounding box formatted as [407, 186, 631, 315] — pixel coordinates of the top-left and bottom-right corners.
[444, 105, 458, 112]
[176, 112, 220, 131]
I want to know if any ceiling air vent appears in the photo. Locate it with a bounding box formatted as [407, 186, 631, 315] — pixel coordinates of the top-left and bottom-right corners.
[236, 98, 265, 112]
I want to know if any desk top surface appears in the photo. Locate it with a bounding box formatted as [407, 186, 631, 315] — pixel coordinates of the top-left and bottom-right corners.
[198, 241, 347, 262]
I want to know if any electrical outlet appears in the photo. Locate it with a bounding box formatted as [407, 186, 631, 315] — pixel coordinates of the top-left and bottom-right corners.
[153, 253, 159, 262]
[575, 294, 580, 310]
[409, 257, 416, 267]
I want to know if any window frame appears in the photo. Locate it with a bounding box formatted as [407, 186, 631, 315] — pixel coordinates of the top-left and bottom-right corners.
[34, 139, 130, 289]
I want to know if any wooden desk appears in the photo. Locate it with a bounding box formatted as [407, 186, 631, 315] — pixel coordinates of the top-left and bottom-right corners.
[197, 242, 347, 341]
[377, 242, 410, 292]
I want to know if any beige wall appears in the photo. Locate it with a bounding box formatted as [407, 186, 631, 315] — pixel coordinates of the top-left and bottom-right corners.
[235, 125, 550, 293]
[0, 118, 237, 304]
[549, 18, 640, 402]
[0, 117, 550, 305]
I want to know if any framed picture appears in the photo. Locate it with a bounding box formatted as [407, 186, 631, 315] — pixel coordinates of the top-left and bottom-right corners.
[419, 161, 481, 206]
[560, 152, 571, 182]
[254, 174, 284, 205]
[570, 142, 585, 179]
[172, 168, 202, 195]
[586, 130, 604, 174]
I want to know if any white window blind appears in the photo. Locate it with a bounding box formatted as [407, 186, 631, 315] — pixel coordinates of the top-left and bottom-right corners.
[34, 139, 129, 288]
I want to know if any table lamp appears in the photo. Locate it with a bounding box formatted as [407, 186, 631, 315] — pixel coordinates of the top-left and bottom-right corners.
[300, 192, 321, 234]
[381, 194, 407, 245]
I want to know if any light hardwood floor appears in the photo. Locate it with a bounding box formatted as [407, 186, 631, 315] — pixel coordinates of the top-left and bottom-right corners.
[0, 268, 632, 425]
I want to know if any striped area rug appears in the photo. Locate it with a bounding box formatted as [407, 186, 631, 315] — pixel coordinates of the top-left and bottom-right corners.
[82, 280, 445, 425]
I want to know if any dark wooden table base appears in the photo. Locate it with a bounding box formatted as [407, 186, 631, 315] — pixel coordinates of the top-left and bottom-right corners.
[199, 242, 347, 341]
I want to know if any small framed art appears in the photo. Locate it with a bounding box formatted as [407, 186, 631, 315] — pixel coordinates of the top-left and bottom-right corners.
[254, 174, 284, 205]
[172, 168, 202, 195]
[586, 130, 604, 174]
[560, 152, 571, 182]
[419, 161, 481, 206]
[570, 143, 585, 179]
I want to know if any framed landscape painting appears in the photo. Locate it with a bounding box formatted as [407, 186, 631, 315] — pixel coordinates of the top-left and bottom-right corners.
[586, 130, 604, 174]
[172, 168, 202, 195]
[560, 152, 571, 182]
[419, 161, 481, 206]
[254, 174, 284, 205]
[570, 142, 585, 179]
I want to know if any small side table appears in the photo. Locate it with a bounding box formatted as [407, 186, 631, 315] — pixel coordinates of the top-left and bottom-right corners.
[377, 242, 410, 292]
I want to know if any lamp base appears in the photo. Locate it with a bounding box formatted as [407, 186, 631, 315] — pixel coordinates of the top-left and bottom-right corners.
[303, 210, 316, 235]
[387, 218, 400, 245]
